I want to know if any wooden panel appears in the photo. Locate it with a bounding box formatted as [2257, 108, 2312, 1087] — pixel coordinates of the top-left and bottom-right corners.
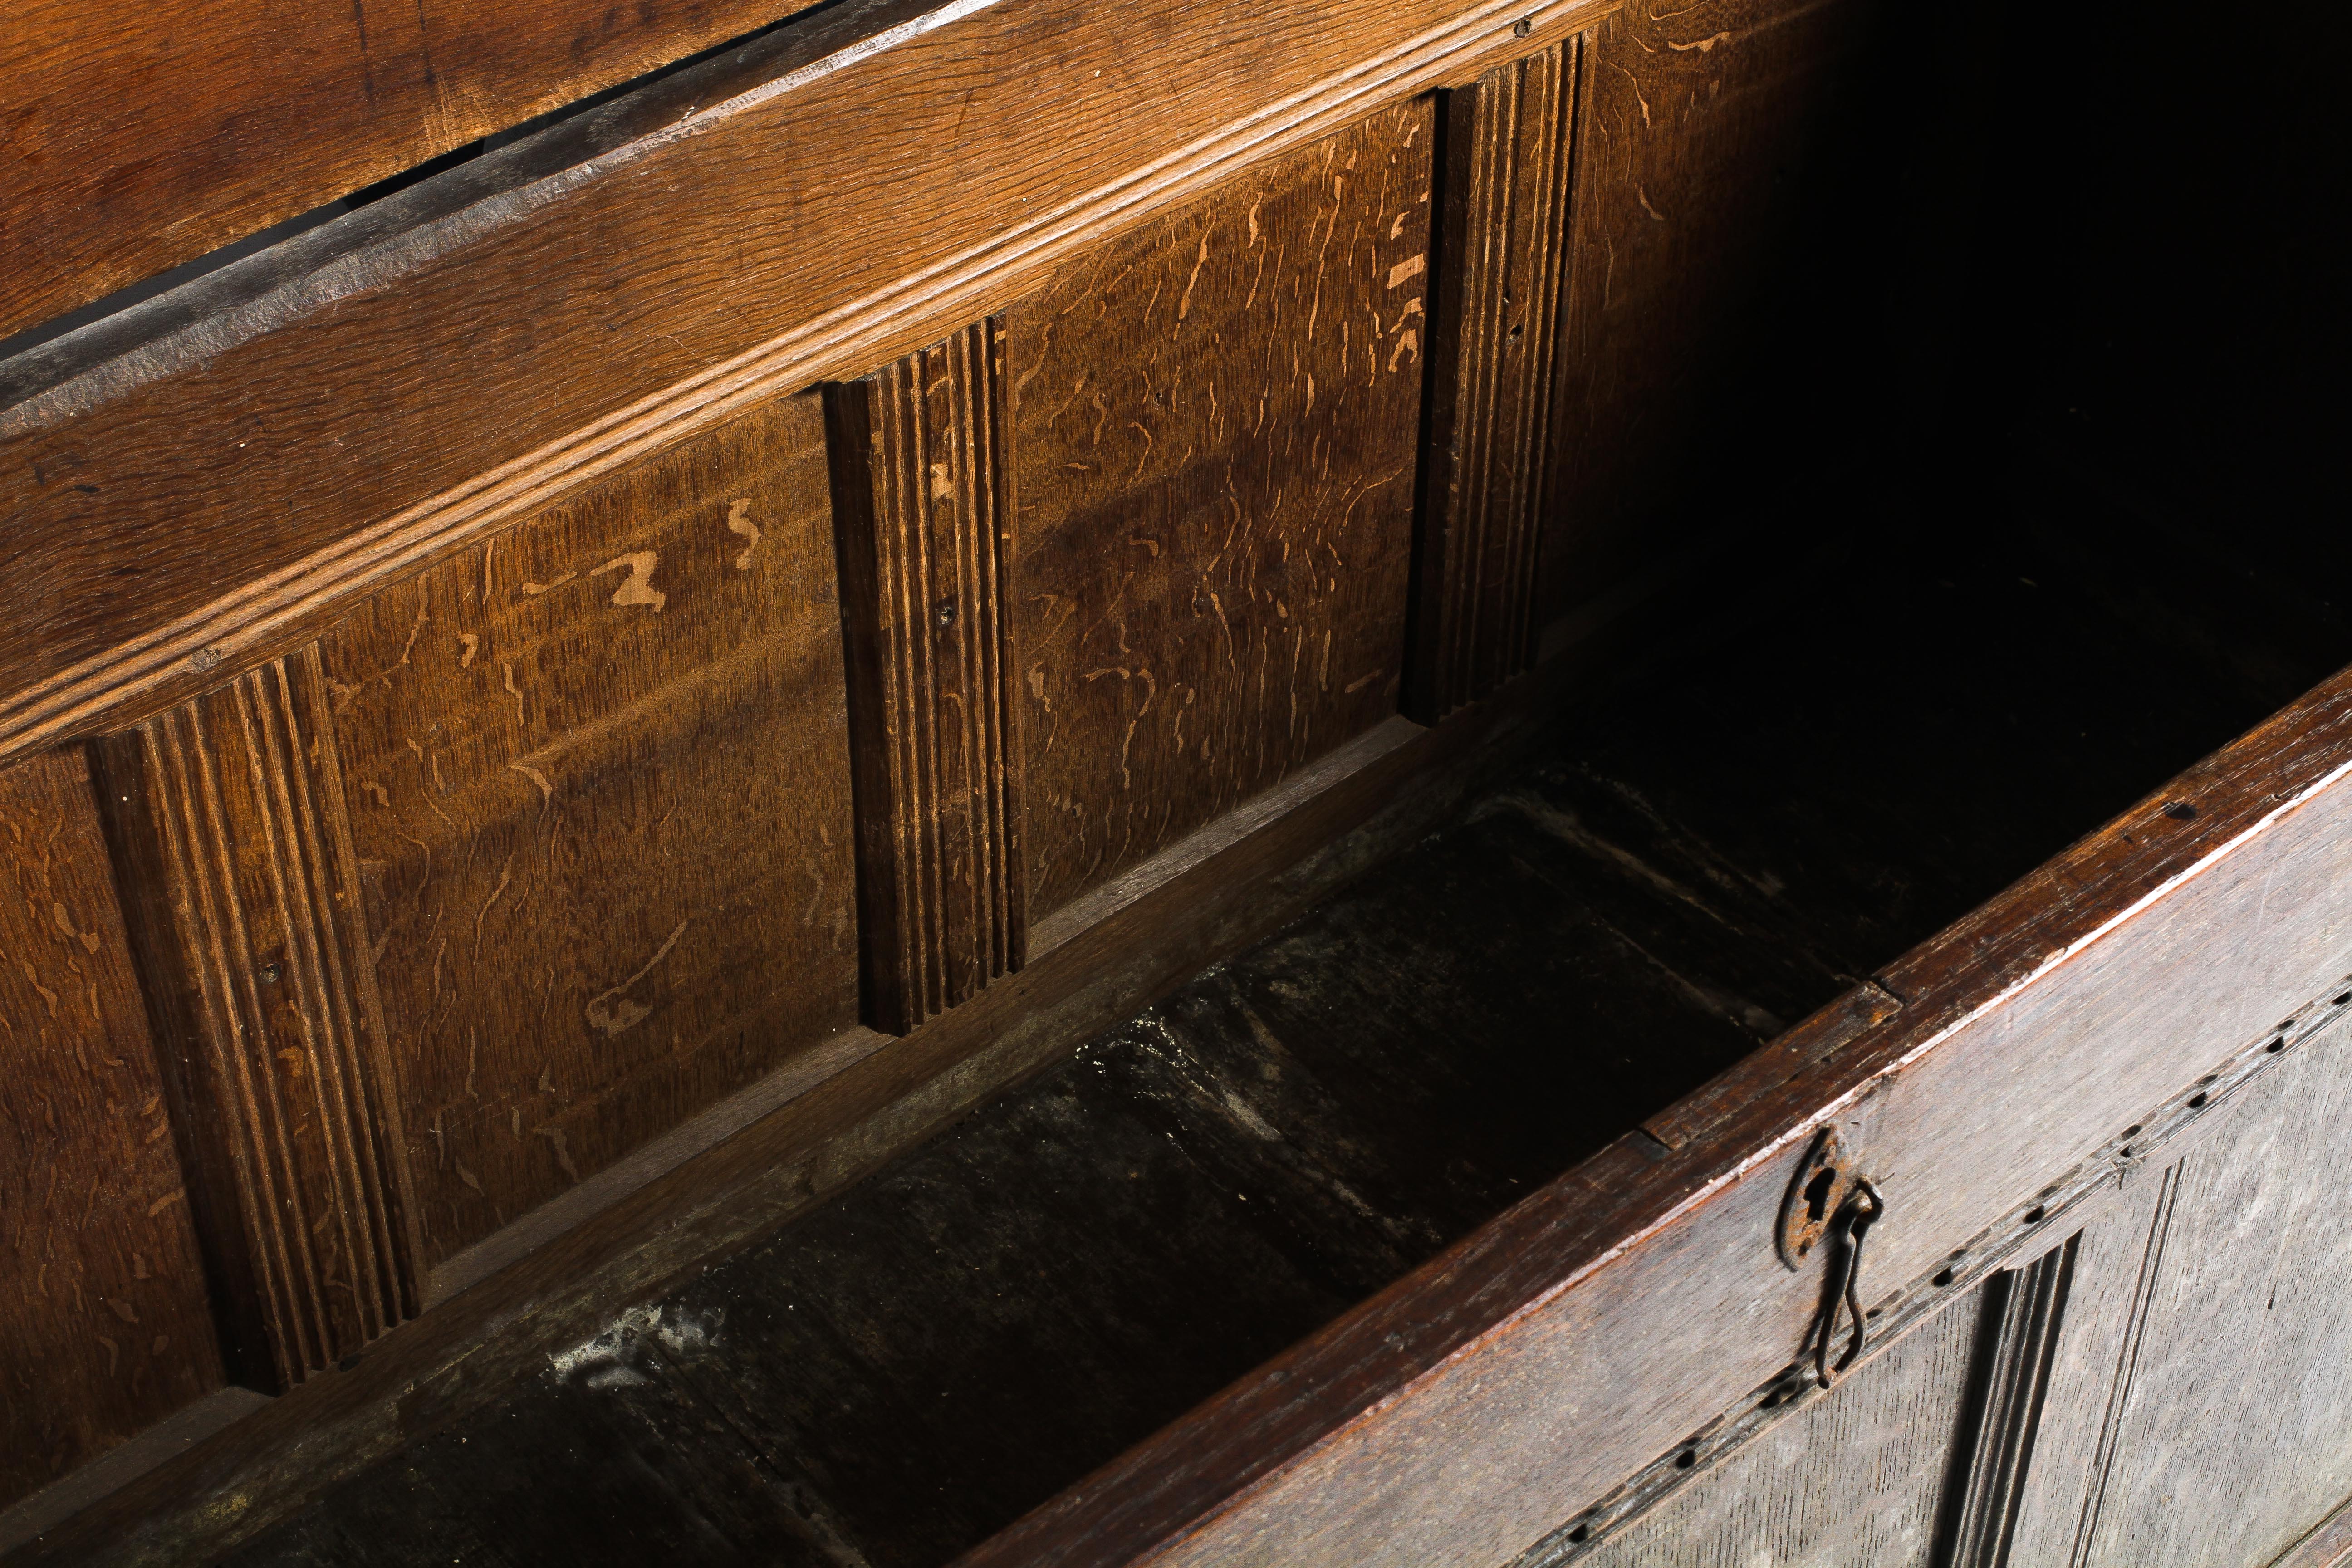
[0, 0, 814, 342]
[0, 747, 225, 1507]
[2018, 1017, 2352, 1568]
[1009, 99, 1433, 916]
[826, 321, 1026, 1033]
[316, 393, 859, 1269]
[0, 0, 1613, 772]
[1409, 33, 1590, 722]
[97, 650, 420, 1391]
[1542, 0, 1880, 617]
[1573, 1286, 1982, 1568]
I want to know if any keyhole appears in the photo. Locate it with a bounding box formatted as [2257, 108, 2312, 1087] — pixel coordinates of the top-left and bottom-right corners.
[936, 598, 959, 627]
[1803, 1166, 1838, 1225]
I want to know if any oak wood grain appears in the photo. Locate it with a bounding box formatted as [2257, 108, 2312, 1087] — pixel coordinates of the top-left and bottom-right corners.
[1572, 1282, 1983, 1568]
[0, 747, 225, 1508]
[2, 552, 1671, 1568]
[315, 391, 861, 1268]
[95, 649, 420, 1392]
[1409, 34, 1590, 722]
[827, 322, 1027, 1032]
[2036, 1018, 2352, 1568]
[0, 0, 815, 342]
[1009, 100, 1433, 916]
[0, 0, 1618, 773]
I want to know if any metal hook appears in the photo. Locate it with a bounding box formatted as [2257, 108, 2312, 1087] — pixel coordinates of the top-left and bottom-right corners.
[1809, 1178, 1883, 1389]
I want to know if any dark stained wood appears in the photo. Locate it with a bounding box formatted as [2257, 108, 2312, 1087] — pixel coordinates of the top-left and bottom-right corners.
[1542, 0, 1882, 619]
[1009, 100, 1433, 916]
[0, 748, 226, 1508]
[315, 391, 860, 1269]
[1409, 33, 1591, 722]
[94, 649, 421, 1391]
[0, 0, 816, 342]
[1934, 1237, 2077, 1568]
[826, 322, 1027, 1033]
[0, 0, 1618, 770]
[220, 1338, 865, 1568]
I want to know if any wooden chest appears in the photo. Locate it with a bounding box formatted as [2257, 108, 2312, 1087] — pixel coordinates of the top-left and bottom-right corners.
[3, 0, 2343, 1561]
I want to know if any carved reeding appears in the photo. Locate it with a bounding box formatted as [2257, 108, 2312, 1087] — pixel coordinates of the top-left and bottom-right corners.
[1936, 1235, 2078, 1568]
[1411, 33, 1590, 722]
[103, 647, 416, 1390]
[827, 320, 1025, 1034]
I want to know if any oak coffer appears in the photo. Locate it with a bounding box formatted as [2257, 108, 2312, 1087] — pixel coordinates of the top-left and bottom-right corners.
[1, 0, 2344, 1562]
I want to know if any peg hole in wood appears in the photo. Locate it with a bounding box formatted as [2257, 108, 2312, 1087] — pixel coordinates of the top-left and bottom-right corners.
[2189, 1092, 2208, 1109]
[2119, 1146, 2134, 1159]
[2335, 992, 2351, 1005]
[2268, 1037, 2287, 1053]
[1674, 1449, 1697, 1470]
[1513, 14, 1534, 35]
[2023, 1205, 2046, 1225]
[1567, 1524, 1590, 1544]
[2202, 1073, 2220, 1084]
[1933, 1267, 1955, 1287]
[2163, 800, 2198, 820]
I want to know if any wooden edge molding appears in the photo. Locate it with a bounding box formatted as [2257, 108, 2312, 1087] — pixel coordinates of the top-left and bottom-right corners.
[0, 579, 1689, 1567]
[0, 0, 1619, 771]
[950, 655, 2352, 1568]
[825, 320, 1028, 1033]
[93, 647, 421, 1394]
[2272, 1491, 2352, 1568]
[1407, 29, 1593, 722]
[1934, 1235, 2078, 1567]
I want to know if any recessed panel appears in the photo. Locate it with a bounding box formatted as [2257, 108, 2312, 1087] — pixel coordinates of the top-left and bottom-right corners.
[1009, 99, 1436, 917]
[319, 396, 860, 1265]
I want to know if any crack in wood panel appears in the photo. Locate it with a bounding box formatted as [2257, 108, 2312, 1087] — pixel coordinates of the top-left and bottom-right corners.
[1411, 32, 1591, 722]
[827, 320, 1026, 1034]
[98, 648, 418, 1391]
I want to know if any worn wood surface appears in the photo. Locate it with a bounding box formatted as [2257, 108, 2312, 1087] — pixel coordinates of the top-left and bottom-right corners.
[314, 392, 861, 1271]
[0, 0, 1613, 770]
[2009, 1014, 2352, 1568]
[1573, 1282, 1981, 1568]
[0, 749, 225, 1508]
[1009, 101, 1432, 917]
[0, 0, 815, 343]
[828, 323, 1026, 1032]
[1409, 34, 1589, 721]
[95, 650, 420, 1391]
